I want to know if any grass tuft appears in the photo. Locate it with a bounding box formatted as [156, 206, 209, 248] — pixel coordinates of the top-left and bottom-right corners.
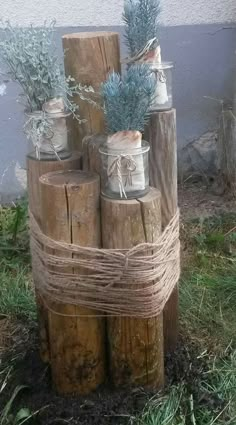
[0, 200, 36, 320]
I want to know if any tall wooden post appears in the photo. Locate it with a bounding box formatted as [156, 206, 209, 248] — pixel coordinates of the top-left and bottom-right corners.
[101, 189, 164, 389]
[144, 109, 178, 353]
[27, 152, 82, 363]
[62, 32, 121, 151]
[39, 170, 105, 395]
[218, 109, 236, 196]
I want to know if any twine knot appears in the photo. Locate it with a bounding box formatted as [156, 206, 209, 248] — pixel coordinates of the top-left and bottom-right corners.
[107, 155, 137, 199]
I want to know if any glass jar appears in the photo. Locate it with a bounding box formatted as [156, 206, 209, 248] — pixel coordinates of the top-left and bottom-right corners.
[25, 110, 71, 160]
[99, 140, 150, 199]
[149, 62, 173, 112]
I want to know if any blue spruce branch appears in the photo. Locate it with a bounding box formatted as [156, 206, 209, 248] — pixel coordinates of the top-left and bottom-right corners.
[101, 64, 156, 133]
[123, 0, 161, 56]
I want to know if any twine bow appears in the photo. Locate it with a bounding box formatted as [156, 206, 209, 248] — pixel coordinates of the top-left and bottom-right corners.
[151, 68, 167, 84]
[107, 154, 137, 199]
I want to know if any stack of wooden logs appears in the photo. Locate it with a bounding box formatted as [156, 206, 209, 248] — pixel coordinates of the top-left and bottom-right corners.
[27, 32, 178, 395]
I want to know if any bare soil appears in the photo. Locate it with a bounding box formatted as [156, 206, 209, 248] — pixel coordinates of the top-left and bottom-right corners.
[0, 322, 208, 425]
[179, 180, 236, 220]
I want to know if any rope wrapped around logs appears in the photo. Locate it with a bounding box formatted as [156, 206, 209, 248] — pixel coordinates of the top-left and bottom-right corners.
[30, 210, 180, 318]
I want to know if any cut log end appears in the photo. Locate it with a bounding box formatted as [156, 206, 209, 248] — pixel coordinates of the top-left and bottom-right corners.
[62, 31, 119, 39]
[39, 169, 99, 187]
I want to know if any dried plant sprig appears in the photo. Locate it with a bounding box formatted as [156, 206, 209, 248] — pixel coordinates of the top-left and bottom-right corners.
[24, 112, 56, 159]
[101, 64, 156, 133]
[123, 0, 161, 56]
[0, 21, 96, 118]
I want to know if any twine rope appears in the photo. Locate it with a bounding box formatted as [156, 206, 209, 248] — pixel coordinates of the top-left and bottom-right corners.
[30, 210, 180, 318]
[107, 155, 137, 199]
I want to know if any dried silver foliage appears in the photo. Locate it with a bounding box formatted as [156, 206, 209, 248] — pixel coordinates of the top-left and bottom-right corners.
[0, 21, 97, 153]
[0, 21, 95, 116]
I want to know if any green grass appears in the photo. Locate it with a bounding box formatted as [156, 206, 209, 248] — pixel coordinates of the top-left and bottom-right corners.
[180, 213, 236, 349]
[135, 213, 236, 425]
[0, 200, 36, 320]
[0, 263, 36, 320]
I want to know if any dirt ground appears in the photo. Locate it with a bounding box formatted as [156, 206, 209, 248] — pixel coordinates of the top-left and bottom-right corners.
[179, 180, 236, 220]
[1, 325, 205, 425]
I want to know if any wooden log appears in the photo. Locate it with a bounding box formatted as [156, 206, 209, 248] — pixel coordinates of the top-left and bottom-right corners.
[101, 188, 164, 389]
[27, 152, 82, 363]
[27, 152, 82, 226]
[39, 170, 105, 395]
[218, 109, 236, 196]
[82, 134, 107, 174]
[144, 109, 178, 353]
[63, 32, 121, 151]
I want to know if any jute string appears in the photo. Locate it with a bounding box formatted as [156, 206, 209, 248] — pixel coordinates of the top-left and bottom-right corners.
[30, 210, 180, 318]
[107, 154, 137, 199]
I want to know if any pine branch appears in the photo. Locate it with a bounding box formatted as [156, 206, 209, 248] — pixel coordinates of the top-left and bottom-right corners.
[123, 0, 161, 56]
[101, 64, 156, 133]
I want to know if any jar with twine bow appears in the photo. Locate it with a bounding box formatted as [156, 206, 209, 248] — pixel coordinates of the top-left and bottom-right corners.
[125, 42, 174, 112]
[25, 97, 71, 160]
[100, 64, 155, 198]
[142, 44, 173, 111]
[149, 60, 173, 111]
[99, 131, 150, 199]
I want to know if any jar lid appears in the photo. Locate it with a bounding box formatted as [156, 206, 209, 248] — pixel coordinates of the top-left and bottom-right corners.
[149, 61, 174, 70]
[99, 140, 150, 156]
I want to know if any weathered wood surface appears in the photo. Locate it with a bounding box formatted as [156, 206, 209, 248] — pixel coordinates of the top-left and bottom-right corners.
[218, 109, 236, 196]
[27, 152, 82, 226]
[101, 188, 164, 389]
[39, 170, 105, 395]
[82, 134, 107, 174]
[27, 152, 82, 363]
[63, 32, 120, 150]
[144, 109, 178, 353]
[40, 171, 105, 394]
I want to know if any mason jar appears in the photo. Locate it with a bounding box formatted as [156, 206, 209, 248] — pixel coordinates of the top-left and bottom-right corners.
[25, 110, 71, 160]
[99, 140, 150, 199]
[149, 62, 173, 112]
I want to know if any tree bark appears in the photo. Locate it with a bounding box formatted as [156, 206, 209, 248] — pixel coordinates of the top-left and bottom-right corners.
[39, 170, 105, 395]
[27, 152, 82, 363]
[101, 188, 164, 389]
[62, 32, 120, 151]
[82, 134, 107, 174]
[144, 109, 178, 353]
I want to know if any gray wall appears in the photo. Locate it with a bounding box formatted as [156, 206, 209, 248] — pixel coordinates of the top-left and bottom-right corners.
[0, 24, 236, 202]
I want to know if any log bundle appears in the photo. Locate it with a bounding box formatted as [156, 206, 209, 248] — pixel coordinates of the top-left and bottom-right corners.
[27, 29, 180, 394]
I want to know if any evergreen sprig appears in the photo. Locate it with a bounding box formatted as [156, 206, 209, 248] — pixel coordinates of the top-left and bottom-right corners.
[123, 0, 161, 56]
[101, 64, 156, 133]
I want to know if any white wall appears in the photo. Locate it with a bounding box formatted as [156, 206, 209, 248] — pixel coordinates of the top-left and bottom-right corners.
[1, 0, 236, 27]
